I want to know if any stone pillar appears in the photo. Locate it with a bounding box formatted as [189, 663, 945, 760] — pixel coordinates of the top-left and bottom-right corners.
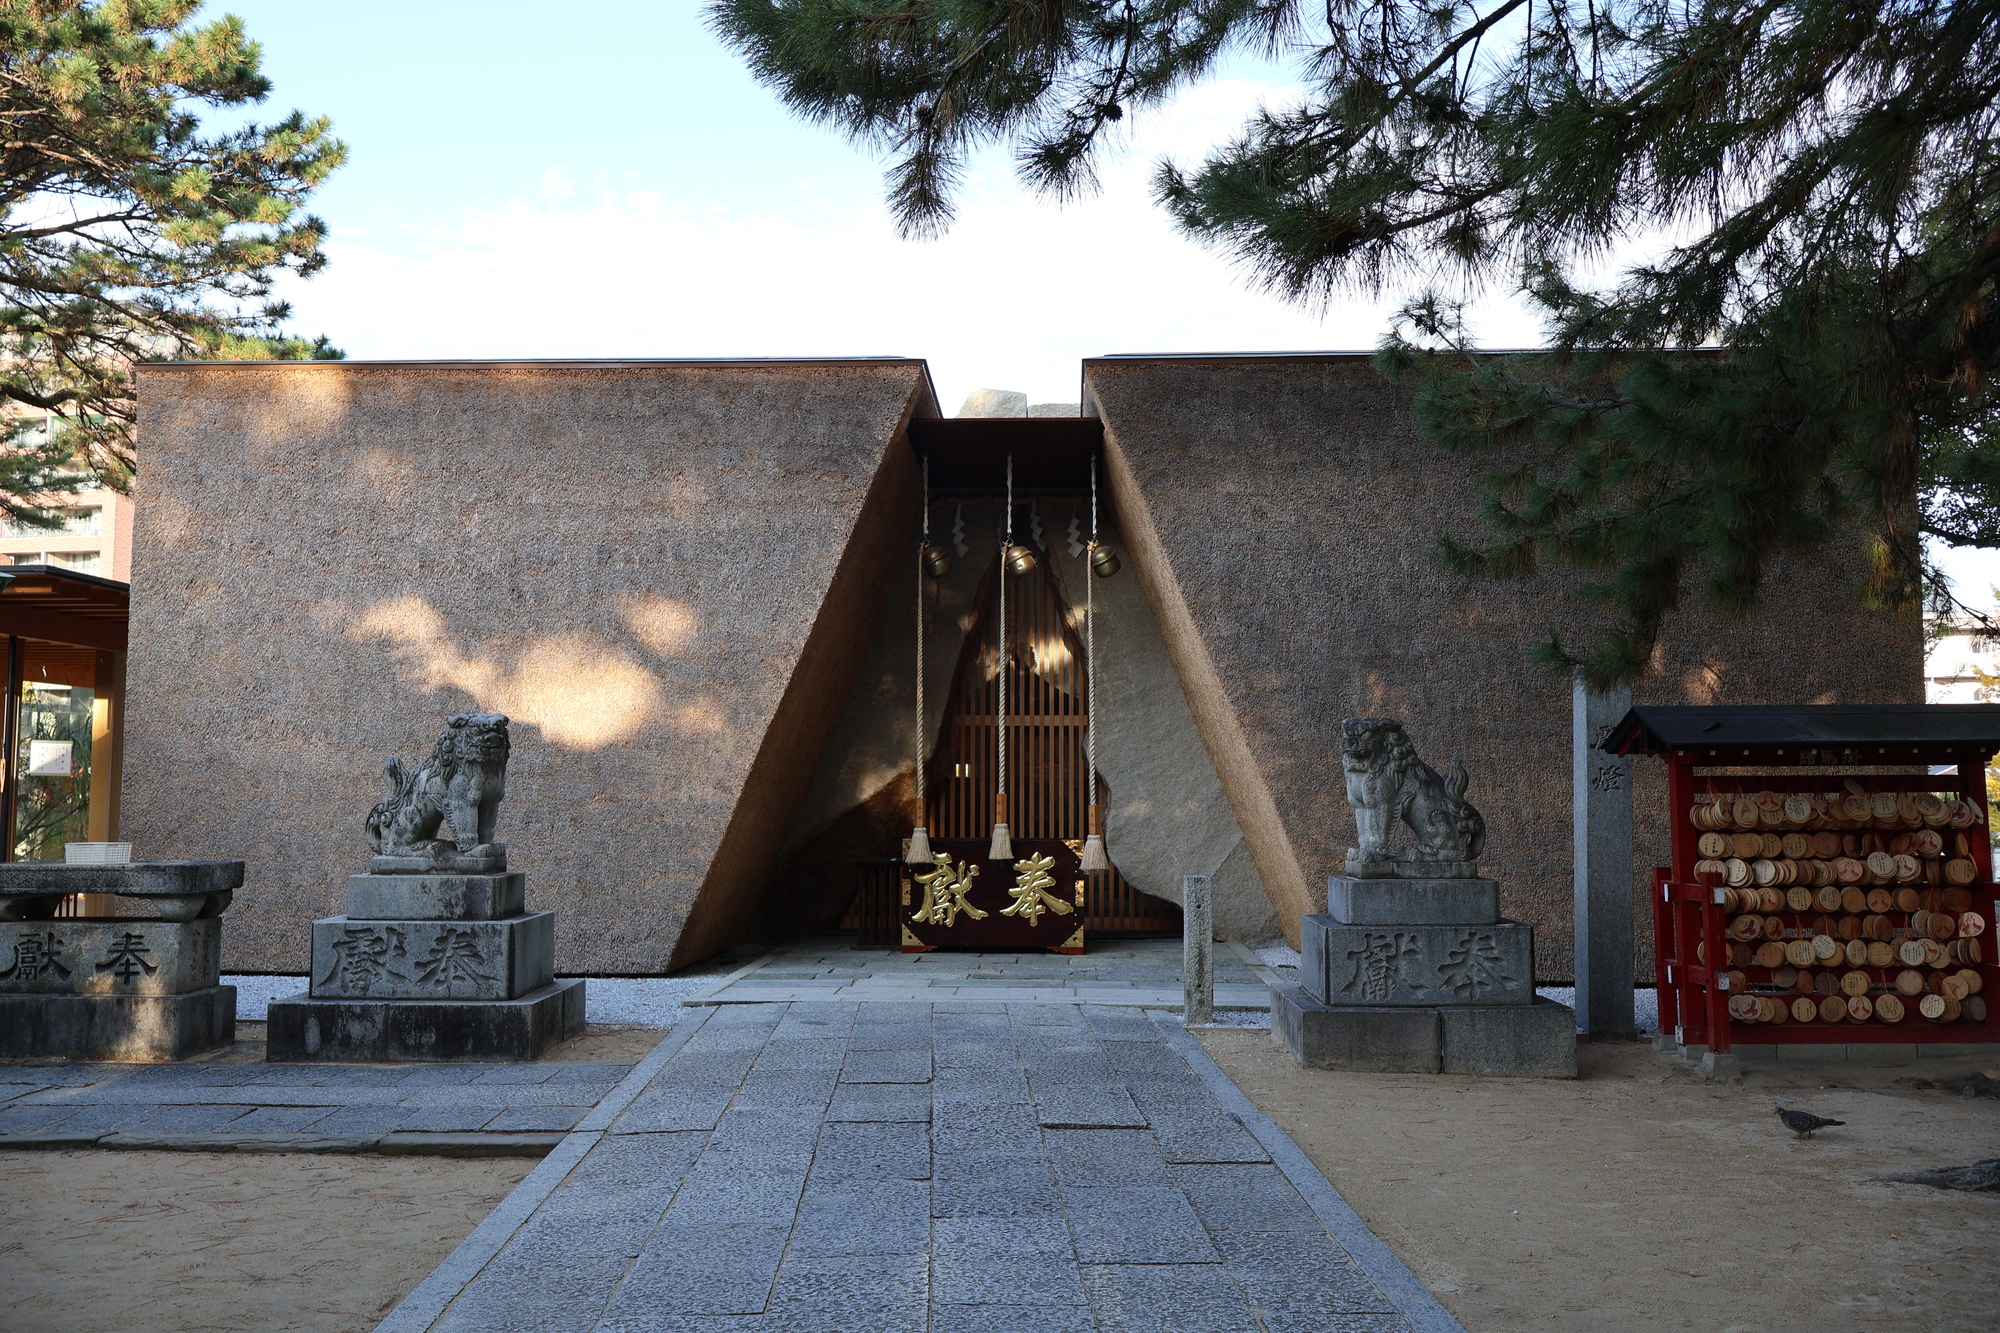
[1572, 679, 1635, 1040]
[1183, 873, 1213, 1025]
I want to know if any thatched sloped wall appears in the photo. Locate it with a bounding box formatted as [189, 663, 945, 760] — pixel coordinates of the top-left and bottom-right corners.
[128, 359, 935, 974]
[1085, 353, 1922, 975]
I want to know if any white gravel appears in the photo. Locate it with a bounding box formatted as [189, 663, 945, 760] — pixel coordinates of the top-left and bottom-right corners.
[224, 975, 307, 1021]
[1255, 943, 1303, 972]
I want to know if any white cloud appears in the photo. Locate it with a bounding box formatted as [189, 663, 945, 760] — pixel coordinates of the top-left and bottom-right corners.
[279, 77, 1547, 409]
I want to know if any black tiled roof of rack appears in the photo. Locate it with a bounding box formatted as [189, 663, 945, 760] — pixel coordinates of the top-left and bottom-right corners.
[1603, 704, 2000, 755]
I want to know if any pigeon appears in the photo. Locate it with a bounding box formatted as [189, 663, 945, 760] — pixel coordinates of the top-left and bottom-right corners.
[1773, 1104, 1845, 1139]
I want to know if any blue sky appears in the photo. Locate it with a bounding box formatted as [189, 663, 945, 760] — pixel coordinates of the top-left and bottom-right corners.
[206, 2, 1997, 609]
[215, 2, 1541, 409]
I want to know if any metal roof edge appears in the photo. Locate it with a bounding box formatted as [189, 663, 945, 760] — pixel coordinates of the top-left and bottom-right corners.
[1602, 702, 2000, 756]
[139, 356, 931, 370]
[1080, 345, 1726, 366]
[0, 563, 129, 594]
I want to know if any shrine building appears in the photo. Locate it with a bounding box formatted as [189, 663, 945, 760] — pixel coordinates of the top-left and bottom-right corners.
[107, 354, 1920, 978]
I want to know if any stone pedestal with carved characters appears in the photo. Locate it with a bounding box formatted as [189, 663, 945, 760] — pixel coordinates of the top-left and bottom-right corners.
[0, 861, 242, 1061]
[1273, 877, 1576, 1078]
[267, 866, 583, 1063]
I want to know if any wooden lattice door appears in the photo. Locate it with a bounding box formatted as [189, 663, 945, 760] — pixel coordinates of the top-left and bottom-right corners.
[923, 554, 1181, 938]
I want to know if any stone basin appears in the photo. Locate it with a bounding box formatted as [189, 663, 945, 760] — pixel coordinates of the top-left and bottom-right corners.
[0, 861, 244, 921]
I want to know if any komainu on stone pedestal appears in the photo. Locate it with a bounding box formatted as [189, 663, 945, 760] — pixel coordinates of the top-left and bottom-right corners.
[366, 712, 511, 874]
[1275, 715, 1574, 1077]
[270, 712, 582, 1062]
[1339, 717, 1485, 879]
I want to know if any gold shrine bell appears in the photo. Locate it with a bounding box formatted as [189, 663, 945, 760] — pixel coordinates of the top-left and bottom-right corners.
[1004, 543, 1037, 576]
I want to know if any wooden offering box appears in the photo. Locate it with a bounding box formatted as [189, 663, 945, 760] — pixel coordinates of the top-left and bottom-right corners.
[1604, 705, 2000, 1055]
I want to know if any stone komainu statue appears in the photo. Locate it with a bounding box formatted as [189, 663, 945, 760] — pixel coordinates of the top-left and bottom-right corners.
[366, 713, 511, 857]
[1340, 717, 1485, 873]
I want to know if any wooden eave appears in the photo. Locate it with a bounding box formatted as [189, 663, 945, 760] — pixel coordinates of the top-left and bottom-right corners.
[0, 565, 128, 652]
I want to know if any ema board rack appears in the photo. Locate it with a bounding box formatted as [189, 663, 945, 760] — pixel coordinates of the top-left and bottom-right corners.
[1602, 704, 2000, 1055]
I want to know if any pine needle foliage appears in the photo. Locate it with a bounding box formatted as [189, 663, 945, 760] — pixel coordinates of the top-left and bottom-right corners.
[0, 0, 346, 528]
[717, 0, 2000, 685]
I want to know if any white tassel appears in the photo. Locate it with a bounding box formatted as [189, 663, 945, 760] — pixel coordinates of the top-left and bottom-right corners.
[989, 823, 1014, 861]
[906, 826, 933, 866]
[1080, 803, 1109, 871]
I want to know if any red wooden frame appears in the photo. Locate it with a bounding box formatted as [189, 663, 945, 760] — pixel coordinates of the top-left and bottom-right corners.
[1653, 745, 1996, 1053]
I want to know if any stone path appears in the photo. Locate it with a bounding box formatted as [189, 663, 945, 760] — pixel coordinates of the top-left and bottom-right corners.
[0, 1059, 634, 1152]
[700, 936, 1278, 1010]
[380, 1001, 1463, 1333]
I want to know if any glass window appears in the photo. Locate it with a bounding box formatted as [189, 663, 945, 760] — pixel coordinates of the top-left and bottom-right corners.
[11, 643, 96, 862]
[3, 507, 101, 538]
[47, 551, 99, 575]
[7, 554, 42, 566]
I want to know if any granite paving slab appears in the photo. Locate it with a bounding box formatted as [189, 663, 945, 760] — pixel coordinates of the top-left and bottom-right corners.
[692, 936, 1270, 1009]
[0, 1060, 641, 1151]
[377, 1001, 1464, 1333]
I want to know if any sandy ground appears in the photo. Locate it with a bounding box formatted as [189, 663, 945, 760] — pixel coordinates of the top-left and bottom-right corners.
[0, 1025, 665, 1332]
[1196, 1031, 2000, 1332]
[0, 1150, 533, 1333]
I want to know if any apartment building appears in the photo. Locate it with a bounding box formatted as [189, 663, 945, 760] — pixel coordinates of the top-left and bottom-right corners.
[0, 413, 134, 581]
